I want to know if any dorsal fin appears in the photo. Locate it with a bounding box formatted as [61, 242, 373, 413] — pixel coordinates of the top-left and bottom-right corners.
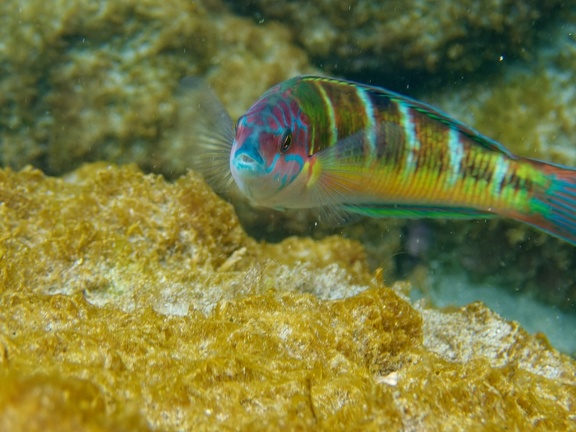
[298, 75, 516, 158]
[359, 81, 516, 157]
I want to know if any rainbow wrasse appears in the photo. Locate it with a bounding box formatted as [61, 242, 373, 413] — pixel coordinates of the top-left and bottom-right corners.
[185, 75, 576, 245]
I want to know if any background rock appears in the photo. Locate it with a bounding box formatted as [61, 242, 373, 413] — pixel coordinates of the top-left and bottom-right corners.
[0, 0, 315, 176]
[227, 0, 566, 84]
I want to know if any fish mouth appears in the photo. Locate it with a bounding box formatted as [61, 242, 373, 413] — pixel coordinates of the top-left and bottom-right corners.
[230, 145, 268, 175]
[231, 160, 281, 204]
[230, 146, 286, 204]
[233, 152, 264, 172]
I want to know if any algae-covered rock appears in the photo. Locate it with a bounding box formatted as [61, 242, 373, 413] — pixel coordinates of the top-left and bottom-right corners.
[228, 0, 564, 80]
[0, 0, 315, 177]
[0, 164, 370, 314]
[1, 164, 575, 431]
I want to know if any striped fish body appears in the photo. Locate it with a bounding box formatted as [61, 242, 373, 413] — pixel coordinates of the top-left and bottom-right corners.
[226, 76, 576, 245]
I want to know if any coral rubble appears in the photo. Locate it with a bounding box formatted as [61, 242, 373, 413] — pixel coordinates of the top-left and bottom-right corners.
[0, 164, 574, 430]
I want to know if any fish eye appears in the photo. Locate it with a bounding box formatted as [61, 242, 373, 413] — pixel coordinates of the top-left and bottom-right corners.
[280, 129, 292, 153]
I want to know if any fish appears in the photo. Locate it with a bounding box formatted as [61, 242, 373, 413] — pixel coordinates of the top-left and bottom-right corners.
[182, 75, 576, 245]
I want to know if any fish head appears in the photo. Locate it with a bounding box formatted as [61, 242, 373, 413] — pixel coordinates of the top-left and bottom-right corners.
[230, 94, 311, 207]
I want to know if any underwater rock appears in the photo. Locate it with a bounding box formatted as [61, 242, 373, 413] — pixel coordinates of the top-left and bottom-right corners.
[227, 0, 565, 80]
[0, 0, 315, 177]
[0, 163, 575, 430]
[0, 163, 371, 314]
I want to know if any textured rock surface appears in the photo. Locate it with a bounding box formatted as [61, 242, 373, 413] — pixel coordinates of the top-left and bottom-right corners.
[0, 164, 575, 431]
[1, 0, 575, 353]
[0, 0, 315, 176]
[228, 0, 565, 79]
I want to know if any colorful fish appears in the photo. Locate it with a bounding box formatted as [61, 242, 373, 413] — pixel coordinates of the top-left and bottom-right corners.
[184, 75, 576, 245]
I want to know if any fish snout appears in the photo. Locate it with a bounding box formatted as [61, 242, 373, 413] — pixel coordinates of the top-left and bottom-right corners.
[234, 150, 263, 171]
[231, 146, 267, 177]
[230, 144, 282, 204]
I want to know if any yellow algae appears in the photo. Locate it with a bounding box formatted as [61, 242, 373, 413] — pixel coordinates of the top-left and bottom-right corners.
[0, 372, 150, 432]
[0, 163, 575, 431]
[0, 288, 414, 430]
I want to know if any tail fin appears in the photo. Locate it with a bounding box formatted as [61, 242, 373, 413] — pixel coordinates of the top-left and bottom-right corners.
[522, 160, 576, 246]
